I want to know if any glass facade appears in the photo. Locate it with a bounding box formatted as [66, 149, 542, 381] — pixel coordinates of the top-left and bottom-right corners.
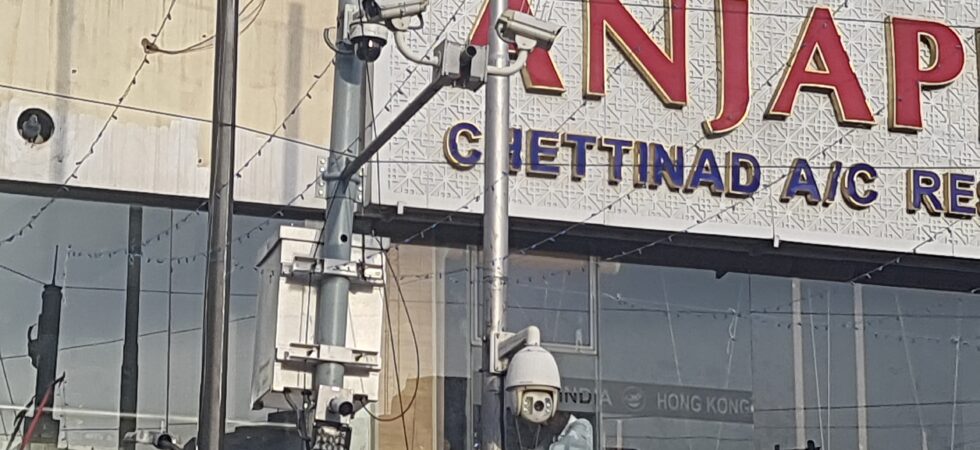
[1, 192, 979, 449]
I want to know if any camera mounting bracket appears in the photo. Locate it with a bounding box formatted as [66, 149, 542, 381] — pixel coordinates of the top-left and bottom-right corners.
[492, 325, 541, 373]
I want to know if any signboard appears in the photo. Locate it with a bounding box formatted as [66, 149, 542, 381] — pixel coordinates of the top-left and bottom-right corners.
[370, 0, 980, 258]
[560, 378, 753, 424]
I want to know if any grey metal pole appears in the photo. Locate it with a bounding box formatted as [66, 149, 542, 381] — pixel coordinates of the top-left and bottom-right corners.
[197, 0, 238, 447]
[119, 206, 143, 450]
[481, 0, 510, 447]
[317, 1, 366, 399]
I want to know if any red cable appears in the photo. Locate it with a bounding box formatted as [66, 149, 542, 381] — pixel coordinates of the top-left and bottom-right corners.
[20, 384, 55, 450]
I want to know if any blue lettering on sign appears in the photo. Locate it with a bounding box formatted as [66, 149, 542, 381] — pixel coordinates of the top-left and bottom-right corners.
[822, 161, 844, 206]
[509, 128, 524, 174]
[906, 170, 943, 215]
[562, 133, 596, 180]
[726, 152, 761, 198]
[842, 163, 879, 209]
[633, 142, 650, 187]
[439, 123, 980, 220]
[684, 149, 725, 195]
[443, 122, 482, 170]
[527, 130, 561, 177]
[651, 144, 684, 191]
[781, 158, 822, 205]
[600, 138, 633, 185]
[944, 173, 976, 218]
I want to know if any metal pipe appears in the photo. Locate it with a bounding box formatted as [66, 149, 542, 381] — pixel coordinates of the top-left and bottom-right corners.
[480, 0, 510, 446]
[197, 0, 239, 447]
[339, 76, 448, 181]
[394, 31, 439, 67]
[317, 0, 366, 401]
[486, 49, 529, 76]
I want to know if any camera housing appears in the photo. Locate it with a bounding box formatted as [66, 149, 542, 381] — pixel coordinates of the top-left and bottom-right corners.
[349, 21, 389, 62]
[495, 10, 562, 51]
[361, 0, 428, 21]
[123, 430, 181, 450]
[503, 345, 561, 424]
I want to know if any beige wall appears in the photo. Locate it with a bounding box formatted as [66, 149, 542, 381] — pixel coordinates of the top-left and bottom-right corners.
[0, 0, 336, 208]
[378, 245, 450, 449]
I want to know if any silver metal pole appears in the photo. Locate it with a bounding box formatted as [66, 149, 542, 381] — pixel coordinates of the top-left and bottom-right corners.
[317, 1, 366, 398]
[481, 0, 510, 447]
[197, 0, 238, 447]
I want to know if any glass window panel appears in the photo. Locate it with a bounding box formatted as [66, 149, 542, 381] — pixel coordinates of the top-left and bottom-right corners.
[0, 193, 296, 449]
[599, 262, 752, 450]
[475, 253, 592, 348]
[862, 285, 980, 450]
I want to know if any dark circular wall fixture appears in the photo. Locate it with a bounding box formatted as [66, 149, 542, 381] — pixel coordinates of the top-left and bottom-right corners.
[17, 108, 55, 144]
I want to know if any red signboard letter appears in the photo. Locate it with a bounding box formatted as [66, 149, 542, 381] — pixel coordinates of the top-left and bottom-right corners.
[766, 7, 875, 126]
[704, 0, 750, 136]
[470, 0, 565, 93]
[584, 0, 687, 106]
[886, 17, 966, 132]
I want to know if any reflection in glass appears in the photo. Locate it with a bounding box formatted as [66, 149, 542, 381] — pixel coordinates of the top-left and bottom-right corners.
[599, 262, 753, 450]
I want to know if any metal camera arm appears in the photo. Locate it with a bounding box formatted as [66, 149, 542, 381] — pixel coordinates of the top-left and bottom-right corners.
[337, 40, 490, 180]
[389, 17, 439, 67]
[493, 325, 541, 373]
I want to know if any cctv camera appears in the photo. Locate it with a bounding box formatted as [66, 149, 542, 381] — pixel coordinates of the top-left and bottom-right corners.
[123, 430, 182, 450]
[349, 21, 389, 62]
[504, 345, 561, 424]
[361, 0, 428, 21]
[495, 10, 561, 51]
[329, 396, 355, 417]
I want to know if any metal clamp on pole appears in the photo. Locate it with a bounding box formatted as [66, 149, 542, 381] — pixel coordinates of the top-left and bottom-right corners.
[279, 343, 381, 377]
[283, 256, 384, 287]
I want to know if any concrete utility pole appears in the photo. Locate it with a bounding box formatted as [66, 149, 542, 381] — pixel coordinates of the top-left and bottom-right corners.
[480, 0, 511, 447]
[197, 0, 239, 448]
[317, 0, 366, 417]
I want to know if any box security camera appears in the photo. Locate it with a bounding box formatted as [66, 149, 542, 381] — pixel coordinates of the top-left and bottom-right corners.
[495, 10, 562, 51]
[362, 0, 429, 21]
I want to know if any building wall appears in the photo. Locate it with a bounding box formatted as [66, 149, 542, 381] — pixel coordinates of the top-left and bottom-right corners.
[370, 0, 980, 259]
[0, 0, 335, 209]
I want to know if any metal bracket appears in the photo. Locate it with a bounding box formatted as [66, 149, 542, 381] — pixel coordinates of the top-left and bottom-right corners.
[282, 256, 384, 286]
[279, 343, 381, 377]
[492, 326, 541, 373]
[316, 158, 328, 198]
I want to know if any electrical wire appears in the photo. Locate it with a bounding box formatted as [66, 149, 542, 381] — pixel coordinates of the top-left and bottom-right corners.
[0, 316, 258, 362]
[283, 389, 314, 450]
[383, 247, 411, 450]
[8, 82, 980, 173]
[355, 48, 417, 445]
[165, 209, 174, 432]
[0, 344, 11, 439]
[535, 0, 980, 30]
[0, 264, 45, 285]
[61, 0, 472, 266]
[0, 0, 181, 250]
[143, 0, 268, 55]
[362, 243, 422, 424]
[0, 81, 335, 154]
[60, 58, 337, 265]
[7, 0, 978, 267]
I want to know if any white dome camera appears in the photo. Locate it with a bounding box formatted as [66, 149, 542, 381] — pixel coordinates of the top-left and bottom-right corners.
[504, 345, 561, 424]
